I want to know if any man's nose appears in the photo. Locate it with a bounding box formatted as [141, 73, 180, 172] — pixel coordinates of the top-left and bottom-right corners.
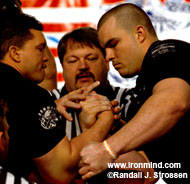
[43, 48, 49, 62]
[78, 59, 89, 70]
[105, 48, 115, 62]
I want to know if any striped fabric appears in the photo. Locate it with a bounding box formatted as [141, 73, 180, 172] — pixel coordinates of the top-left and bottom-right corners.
[52, 84, 132, 140]
[0, 166, 36, 184]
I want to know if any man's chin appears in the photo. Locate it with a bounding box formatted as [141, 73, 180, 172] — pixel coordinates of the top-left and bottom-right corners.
[76, 81, 94, 89]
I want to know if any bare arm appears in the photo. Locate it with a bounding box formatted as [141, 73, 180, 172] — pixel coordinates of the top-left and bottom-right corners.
[33, 108, 114, 183]
[79, 143, 156, 183]
[79, 78, 190, 178]
[108, 78, 190, 155]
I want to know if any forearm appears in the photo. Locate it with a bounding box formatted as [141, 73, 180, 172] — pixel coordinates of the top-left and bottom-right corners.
[33, 137, 76, 184]
[67, 111, 113, 180]
[78, 79, 190, 181]
[107, 81, 190, 156]
[33, 111, 113, 183]
[114, 151, 157, 184]
[71, 110, 114, 163]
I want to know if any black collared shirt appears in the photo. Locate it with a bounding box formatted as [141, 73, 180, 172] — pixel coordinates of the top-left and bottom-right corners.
[0, 63, 66, 178]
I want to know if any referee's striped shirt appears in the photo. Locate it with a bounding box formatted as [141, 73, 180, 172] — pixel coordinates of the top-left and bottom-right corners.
[0, 166, 36, 184]
[52, 83, 133, 140]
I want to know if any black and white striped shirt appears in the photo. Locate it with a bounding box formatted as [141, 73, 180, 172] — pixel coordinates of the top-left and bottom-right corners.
[0, 166, 36, 184]
[52, 83, 133, 140]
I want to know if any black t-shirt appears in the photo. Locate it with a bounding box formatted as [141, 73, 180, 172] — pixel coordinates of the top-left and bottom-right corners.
[0, 63, 66, 178]
[125, 40, 190, 183]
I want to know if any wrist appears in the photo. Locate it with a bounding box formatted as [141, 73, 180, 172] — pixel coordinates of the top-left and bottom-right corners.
[98, 111, 114, 127]
[103, 140, 117, 160]
[79, 116, 96, 131]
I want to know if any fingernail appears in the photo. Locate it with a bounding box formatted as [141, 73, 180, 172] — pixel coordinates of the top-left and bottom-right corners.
[96, 81, 100, 85]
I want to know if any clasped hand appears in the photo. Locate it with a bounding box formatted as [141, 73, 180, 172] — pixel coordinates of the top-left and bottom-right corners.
[55, 81, 121, 123]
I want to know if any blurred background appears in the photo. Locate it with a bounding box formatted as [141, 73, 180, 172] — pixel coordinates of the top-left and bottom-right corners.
[21, 0, 190, 89]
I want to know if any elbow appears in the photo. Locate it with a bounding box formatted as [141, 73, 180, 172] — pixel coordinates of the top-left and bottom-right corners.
[172, 100, 189, 117]
[32, 138, 78, 184]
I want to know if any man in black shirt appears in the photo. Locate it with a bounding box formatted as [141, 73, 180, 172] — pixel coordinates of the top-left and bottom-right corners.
[0, 13, 114, 184]
[0, 0, 58, 92]
[80, 3, 190, 183]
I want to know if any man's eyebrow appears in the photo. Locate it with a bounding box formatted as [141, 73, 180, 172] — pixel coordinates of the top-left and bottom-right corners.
[37, 42, 46, 48]
[64, 55, 77, 60]
[105, 38, 115, 48]
[86, 53, 97, 57]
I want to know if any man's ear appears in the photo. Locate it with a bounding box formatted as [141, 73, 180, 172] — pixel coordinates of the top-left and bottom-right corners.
[9, 46, 22, 63]
[135, 25, 146, 43]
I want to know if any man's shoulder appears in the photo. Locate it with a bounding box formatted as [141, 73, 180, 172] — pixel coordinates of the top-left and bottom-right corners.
[152, 39, 190, 46]
[150, 39, 190, 58]
[0, 63, 22, 82]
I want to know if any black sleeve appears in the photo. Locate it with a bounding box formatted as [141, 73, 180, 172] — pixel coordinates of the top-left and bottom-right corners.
[142, 41, 190, 89]
[16, 84, 66, 158]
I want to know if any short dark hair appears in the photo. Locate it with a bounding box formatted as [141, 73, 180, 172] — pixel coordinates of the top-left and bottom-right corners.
[58, 27, 105, 65]
[0, 13, 43, 60]
[0, 0, 22, 14]
[98, 3, 157, 37]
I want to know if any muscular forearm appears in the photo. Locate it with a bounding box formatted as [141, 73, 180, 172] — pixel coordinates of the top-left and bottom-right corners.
[71, 110, 114, 163]
[107, 78, 190, 156]
[78, 78, 190, 181]
[65, 110, 114, 181]
[34, 111, 114, 183]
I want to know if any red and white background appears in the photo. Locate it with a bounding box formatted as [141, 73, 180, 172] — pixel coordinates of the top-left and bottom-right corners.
[21, 0, 190, 89]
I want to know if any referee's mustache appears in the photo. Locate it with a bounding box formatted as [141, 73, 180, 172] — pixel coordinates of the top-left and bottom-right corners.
[76, 72, 95, 81]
